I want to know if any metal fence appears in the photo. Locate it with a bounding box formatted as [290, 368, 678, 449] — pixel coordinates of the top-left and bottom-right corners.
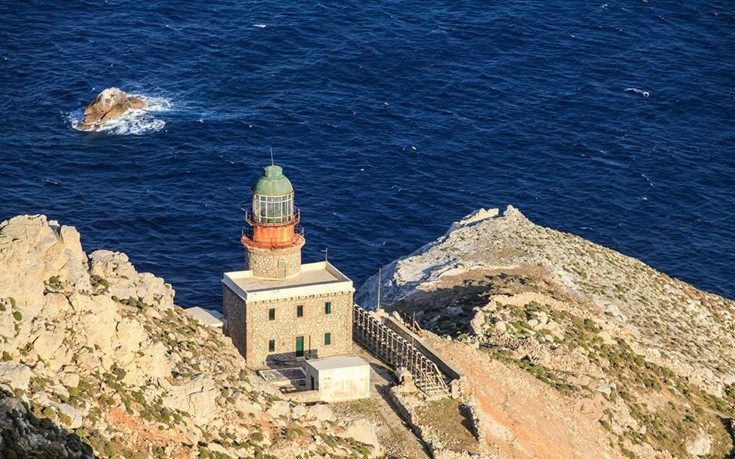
[353, 303, 448, 395]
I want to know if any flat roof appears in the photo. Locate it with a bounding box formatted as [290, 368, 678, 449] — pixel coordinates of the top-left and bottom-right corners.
[185, 307, 224, 328]
[223, 261, 353, 302]
[305, 355, 369, 372]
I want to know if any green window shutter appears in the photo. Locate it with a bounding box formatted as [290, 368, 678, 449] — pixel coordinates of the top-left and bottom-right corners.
[324, 332, 331, 345]
[268, 339, 275, 352]
[325, 302, 332, 314]
[268, 308, 275, 321]
[297, 305, 303, 318]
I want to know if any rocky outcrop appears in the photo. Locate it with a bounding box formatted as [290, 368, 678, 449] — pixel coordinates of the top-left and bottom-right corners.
[77, 87, 147, 131]
[0, 215, 378, 458]
[357, 205, 735, 459]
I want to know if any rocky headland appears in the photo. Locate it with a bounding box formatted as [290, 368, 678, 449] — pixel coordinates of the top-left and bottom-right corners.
[0, 215, 378, 458]
[76, 88, 147, 131]
[1, 206, 733, 458]
[356, 206, 735, 458]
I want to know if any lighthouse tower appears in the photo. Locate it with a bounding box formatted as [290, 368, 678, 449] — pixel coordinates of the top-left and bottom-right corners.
[223, 163, 356, 371]
[241, 165, 305, 279]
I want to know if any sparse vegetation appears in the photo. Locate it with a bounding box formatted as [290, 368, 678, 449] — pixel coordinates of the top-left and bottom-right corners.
[90, 274, 110, 290]
[47, 275, 63, 290]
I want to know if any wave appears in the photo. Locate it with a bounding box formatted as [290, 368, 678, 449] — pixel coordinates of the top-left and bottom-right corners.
[69, 94, 172, 135]
[624, 87, 650, 97]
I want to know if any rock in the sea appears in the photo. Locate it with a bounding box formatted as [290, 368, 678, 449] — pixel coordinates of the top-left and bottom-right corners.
[77, 87, 147, 131]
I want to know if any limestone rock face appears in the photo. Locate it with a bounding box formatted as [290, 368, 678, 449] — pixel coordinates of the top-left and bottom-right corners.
[89, 249, 175, 310]
[77, 87, 147, 131]
[0, 214, 379, 458]
[163, 374, 218, 423]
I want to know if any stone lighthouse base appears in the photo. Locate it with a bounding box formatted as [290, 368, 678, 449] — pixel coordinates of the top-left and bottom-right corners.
[246, 239, 305, 279]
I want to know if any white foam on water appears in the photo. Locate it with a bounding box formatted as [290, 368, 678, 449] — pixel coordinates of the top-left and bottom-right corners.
[624, 87, 650, 97]
[96, 109, 166, 135]
[253, 23, 267, 28]
[70, 94, 172, 135]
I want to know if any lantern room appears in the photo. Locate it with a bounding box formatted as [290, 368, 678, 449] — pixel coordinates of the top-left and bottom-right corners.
[251, 165, 295, 225]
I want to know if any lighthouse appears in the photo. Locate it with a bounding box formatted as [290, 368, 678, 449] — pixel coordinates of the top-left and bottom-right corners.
[222, 163, 357, 371]
[241, 165, 305, 278]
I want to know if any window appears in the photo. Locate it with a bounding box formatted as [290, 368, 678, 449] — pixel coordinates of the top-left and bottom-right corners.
[268, 308, 275, 321]
[324, 332, 331, 346]
[253, 193, 294, 225]
[268, 339, 275, 352]
[324, 302, 332, 315]
[297, 305, 303, 318]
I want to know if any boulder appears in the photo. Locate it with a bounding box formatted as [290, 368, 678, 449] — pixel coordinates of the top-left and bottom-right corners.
[307, 404, 335, 423]
[0, 363, 32, 391]
[687, 431, 712, 457]
[78, 88, 147, 131]
[266, 400, 290, 418]
[163, 374, 218, 423]
[56, 403, 83, 429]
[339, 419, 382, 457]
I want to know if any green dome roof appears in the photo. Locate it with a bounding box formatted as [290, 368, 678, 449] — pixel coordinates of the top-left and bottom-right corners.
[252, 165, 294, 196]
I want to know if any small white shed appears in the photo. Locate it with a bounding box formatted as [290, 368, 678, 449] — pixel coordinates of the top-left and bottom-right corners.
[304, 355, 371, 402]
[185, 307, 224, 330]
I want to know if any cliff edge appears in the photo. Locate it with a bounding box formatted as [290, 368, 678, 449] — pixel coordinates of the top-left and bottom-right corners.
[0, 215, 377, 458]
[357, 205, 735, 458]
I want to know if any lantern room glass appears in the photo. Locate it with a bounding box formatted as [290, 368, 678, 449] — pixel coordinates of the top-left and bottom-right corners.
[252, 192, 294, 224]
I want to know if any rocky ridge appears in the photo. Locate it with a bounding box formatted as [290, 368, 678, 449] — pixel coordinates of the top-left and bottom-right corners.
[357, 206, 735, 458]
[0, 215, 377, 458]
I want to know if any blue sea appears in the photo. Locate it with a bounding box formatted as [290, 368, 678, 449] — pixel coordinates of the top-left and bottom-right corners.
[1, 0, 733, 308]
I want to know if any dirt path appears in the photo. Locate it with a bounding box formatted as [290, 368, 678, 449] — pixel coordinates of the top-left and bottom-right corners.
[332, 345, 431, 459]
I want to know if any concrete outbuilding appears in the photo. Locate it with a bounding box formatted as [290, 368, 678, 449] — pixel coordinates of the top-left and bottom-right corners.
[185, 307, 224, 329]
[304, 355, 370, 402]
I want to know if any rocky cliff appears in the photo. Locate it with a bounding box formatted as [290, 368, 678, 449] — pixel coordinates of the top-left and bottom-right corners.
[357, 206, 735, 459]
[0, 215, 377, 458]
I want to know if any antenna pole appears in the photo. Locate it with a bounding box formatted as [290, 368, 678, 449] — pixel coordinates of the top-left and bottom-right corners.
[377, 267, 382, 310]
[323, 247, 328, 262]
[270, 147, 274, 166]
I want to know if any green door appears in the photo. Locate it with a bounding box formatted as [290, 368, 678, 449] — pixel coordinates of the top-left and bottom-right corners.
[295, 336, 304, 357]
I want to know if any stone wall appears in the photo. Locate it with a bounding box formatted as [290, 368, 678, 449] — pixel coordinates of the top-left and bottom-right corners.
[246, 241, 304, 278]
[223, 285, 247, 358]
[245, 290, 353, 369]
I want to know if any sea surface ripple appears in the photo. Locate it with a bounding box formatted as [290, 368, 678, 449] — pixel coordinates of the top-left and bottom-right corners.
[1, 0, 733, 308]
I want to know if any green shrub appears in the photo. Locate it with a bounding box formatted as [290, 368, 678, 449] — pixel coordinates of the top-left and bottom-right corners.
[58, 412, 71, 425]
[131, 391, 145, 405]
[2, 351, 11, 361]
[12, 311, 22, 321]
[48, 276, 63, 289]
[284, 427, 301, 441]
[110, 364, 127, 381]
[90, 275, 110, 290]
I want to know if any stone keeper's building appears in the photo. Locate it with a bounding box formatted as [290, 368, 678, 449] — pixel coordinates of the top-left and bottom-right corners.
[222, 164, 355, 369]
